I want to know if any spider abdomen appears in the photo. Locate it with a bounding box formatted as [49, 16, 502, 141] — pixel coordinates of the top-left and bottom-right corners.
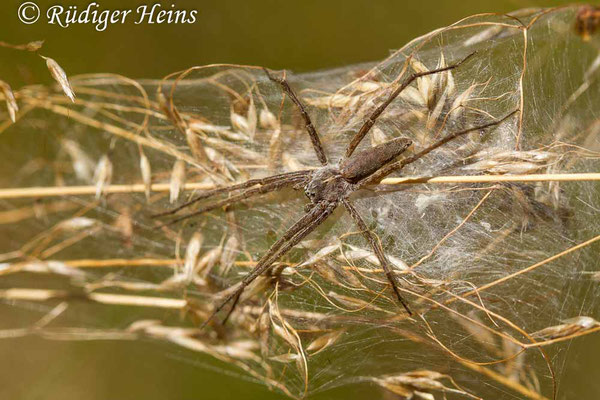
[340, 137, 412, 183]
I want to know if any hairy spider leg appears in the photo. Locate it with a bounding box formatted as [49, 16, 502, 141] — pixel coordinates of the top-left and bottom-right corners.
[160, 174, 308, 227]
[342, 199, 412, 315]
[359, 110, 519, 187]
[153, 170, 310, 218]
[344, 52, 476, 158]
[263, 67, 328, 166]
[202, 201, 338, 327]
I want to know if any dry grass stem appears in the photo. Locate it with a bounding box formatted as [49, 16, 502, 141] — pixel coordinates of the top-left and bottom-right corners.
[1, 172, 598, 199]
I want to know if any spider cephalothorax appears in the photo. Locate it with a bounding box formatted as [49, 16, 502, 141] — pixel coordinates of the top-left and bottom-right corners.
[155, 54, 515, 327]
[304, 166, 352, 204]
[305, 137, 413, 204]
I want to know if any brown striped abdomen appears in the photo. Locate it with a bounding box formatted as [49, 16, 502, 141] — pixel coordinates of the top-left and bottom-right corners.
[339, 137, 412, 183]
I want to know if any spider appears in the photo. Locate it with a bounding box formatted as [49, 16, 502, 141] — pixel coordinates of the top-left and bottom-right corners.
[155, 52, 516, 327]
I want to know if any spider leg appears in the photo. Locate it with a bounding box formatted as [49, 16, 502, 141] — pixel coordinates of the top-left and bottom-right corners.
[342, 199, 412, 315]
[263, 67, 328, 166]
[359, 110, 518, 187]
[203, 201, 337, 327]
[153, 170, 309, 217]
[158, 174, 308, 227]
[345, 52, 476, 158]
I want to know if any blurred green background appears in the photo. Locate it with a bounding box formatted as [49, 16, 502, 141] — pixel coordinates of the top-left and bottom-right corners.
[1, 0, 596, 399]
[0, 0, 573, 86]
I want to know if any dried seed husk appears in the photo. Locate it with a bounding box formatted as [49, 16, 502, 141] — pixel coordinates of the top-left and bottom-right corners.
[267, 128, 283, 169]
[113, 207, 133, 246]
[169, 160, 186, 203]
[93, 155, 113, 199]
[185, 128, 209, 163]
[305, 93, 360, 109]
[0, 39, 44, 51]
[139, 151, 152, 201]
[62, 139, 94, 181]
[219, 235, 240, 275]
[214, 340, 260, 361]
[298, 244, 339, 267]
[259, 108, 279, 130]
[452, 311, 498, 353]
[327, 291, 387, 313]
[532, 316, 600, 339]
[306, 329, 345, 355]
[0, 80, 18, 123]
[269, 353, 300, 363]
[231, 110, 250, 135]
[246, 95, 257, 138]
[25, 40, 44, 51]
[183, 232, 204, 282]
[196, 247, 223, 279]
[41, 56, 75, 102]
[58, 217, 99, 231]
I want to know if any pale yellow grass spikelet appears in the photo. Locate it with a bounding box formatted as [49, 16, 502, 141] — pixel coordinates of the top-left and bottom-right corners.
[182, 232, 203, 283]
[196, 246, 222, 279]
[169, 159, 186, 203]
[259, 108, 278, 130]
[40, 55, 76, 102]
[370, 127, 389, 146]
[269, 353, 300, 363]
[327, 291, 388, 313]
[449, 83, 476, 120]
[410, 58, 434, 107]
[24, 40, 44, 51]
[113, 208, 133, 246]
[0, 80, 18, 123]
[0, 39, 44, 51]
[230, 110, 250, 137]
[185, 128, 208, 162]
[532, 316, 600, 340]
[219, 235, 240, 275]
[93, 155, 113, 199]
[305, 329, 345, 355]
[139, 151, 152, 200]
[373, 370, 476, 399]
[246, 96, 257, 138]
[205, 147, 237, 180]
[61, 139, 94, 181]
[341, 244, 408, 271]
[298, 243, 339, 268]
[57, 217, 99, 231]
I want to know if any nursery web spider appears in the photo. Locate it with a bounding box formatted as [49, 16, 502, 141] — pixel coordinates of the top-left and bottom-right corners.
[156, 52, 516, 326]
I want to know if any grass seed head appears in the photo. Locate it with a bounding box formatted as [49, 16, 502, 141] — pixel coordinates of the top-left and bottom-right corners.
[183, 232, 204, 282]
[169, 160, 186, 203]
[139, 151, 152, 200]
[0, 80, 18, 123]
[41, 56, 75, 102]
[93, 155, 113, 199]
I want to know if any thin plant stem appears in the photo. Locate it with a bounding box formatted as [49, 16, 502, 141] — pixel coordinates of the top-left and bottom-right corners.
[1, 172, 599, 199]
